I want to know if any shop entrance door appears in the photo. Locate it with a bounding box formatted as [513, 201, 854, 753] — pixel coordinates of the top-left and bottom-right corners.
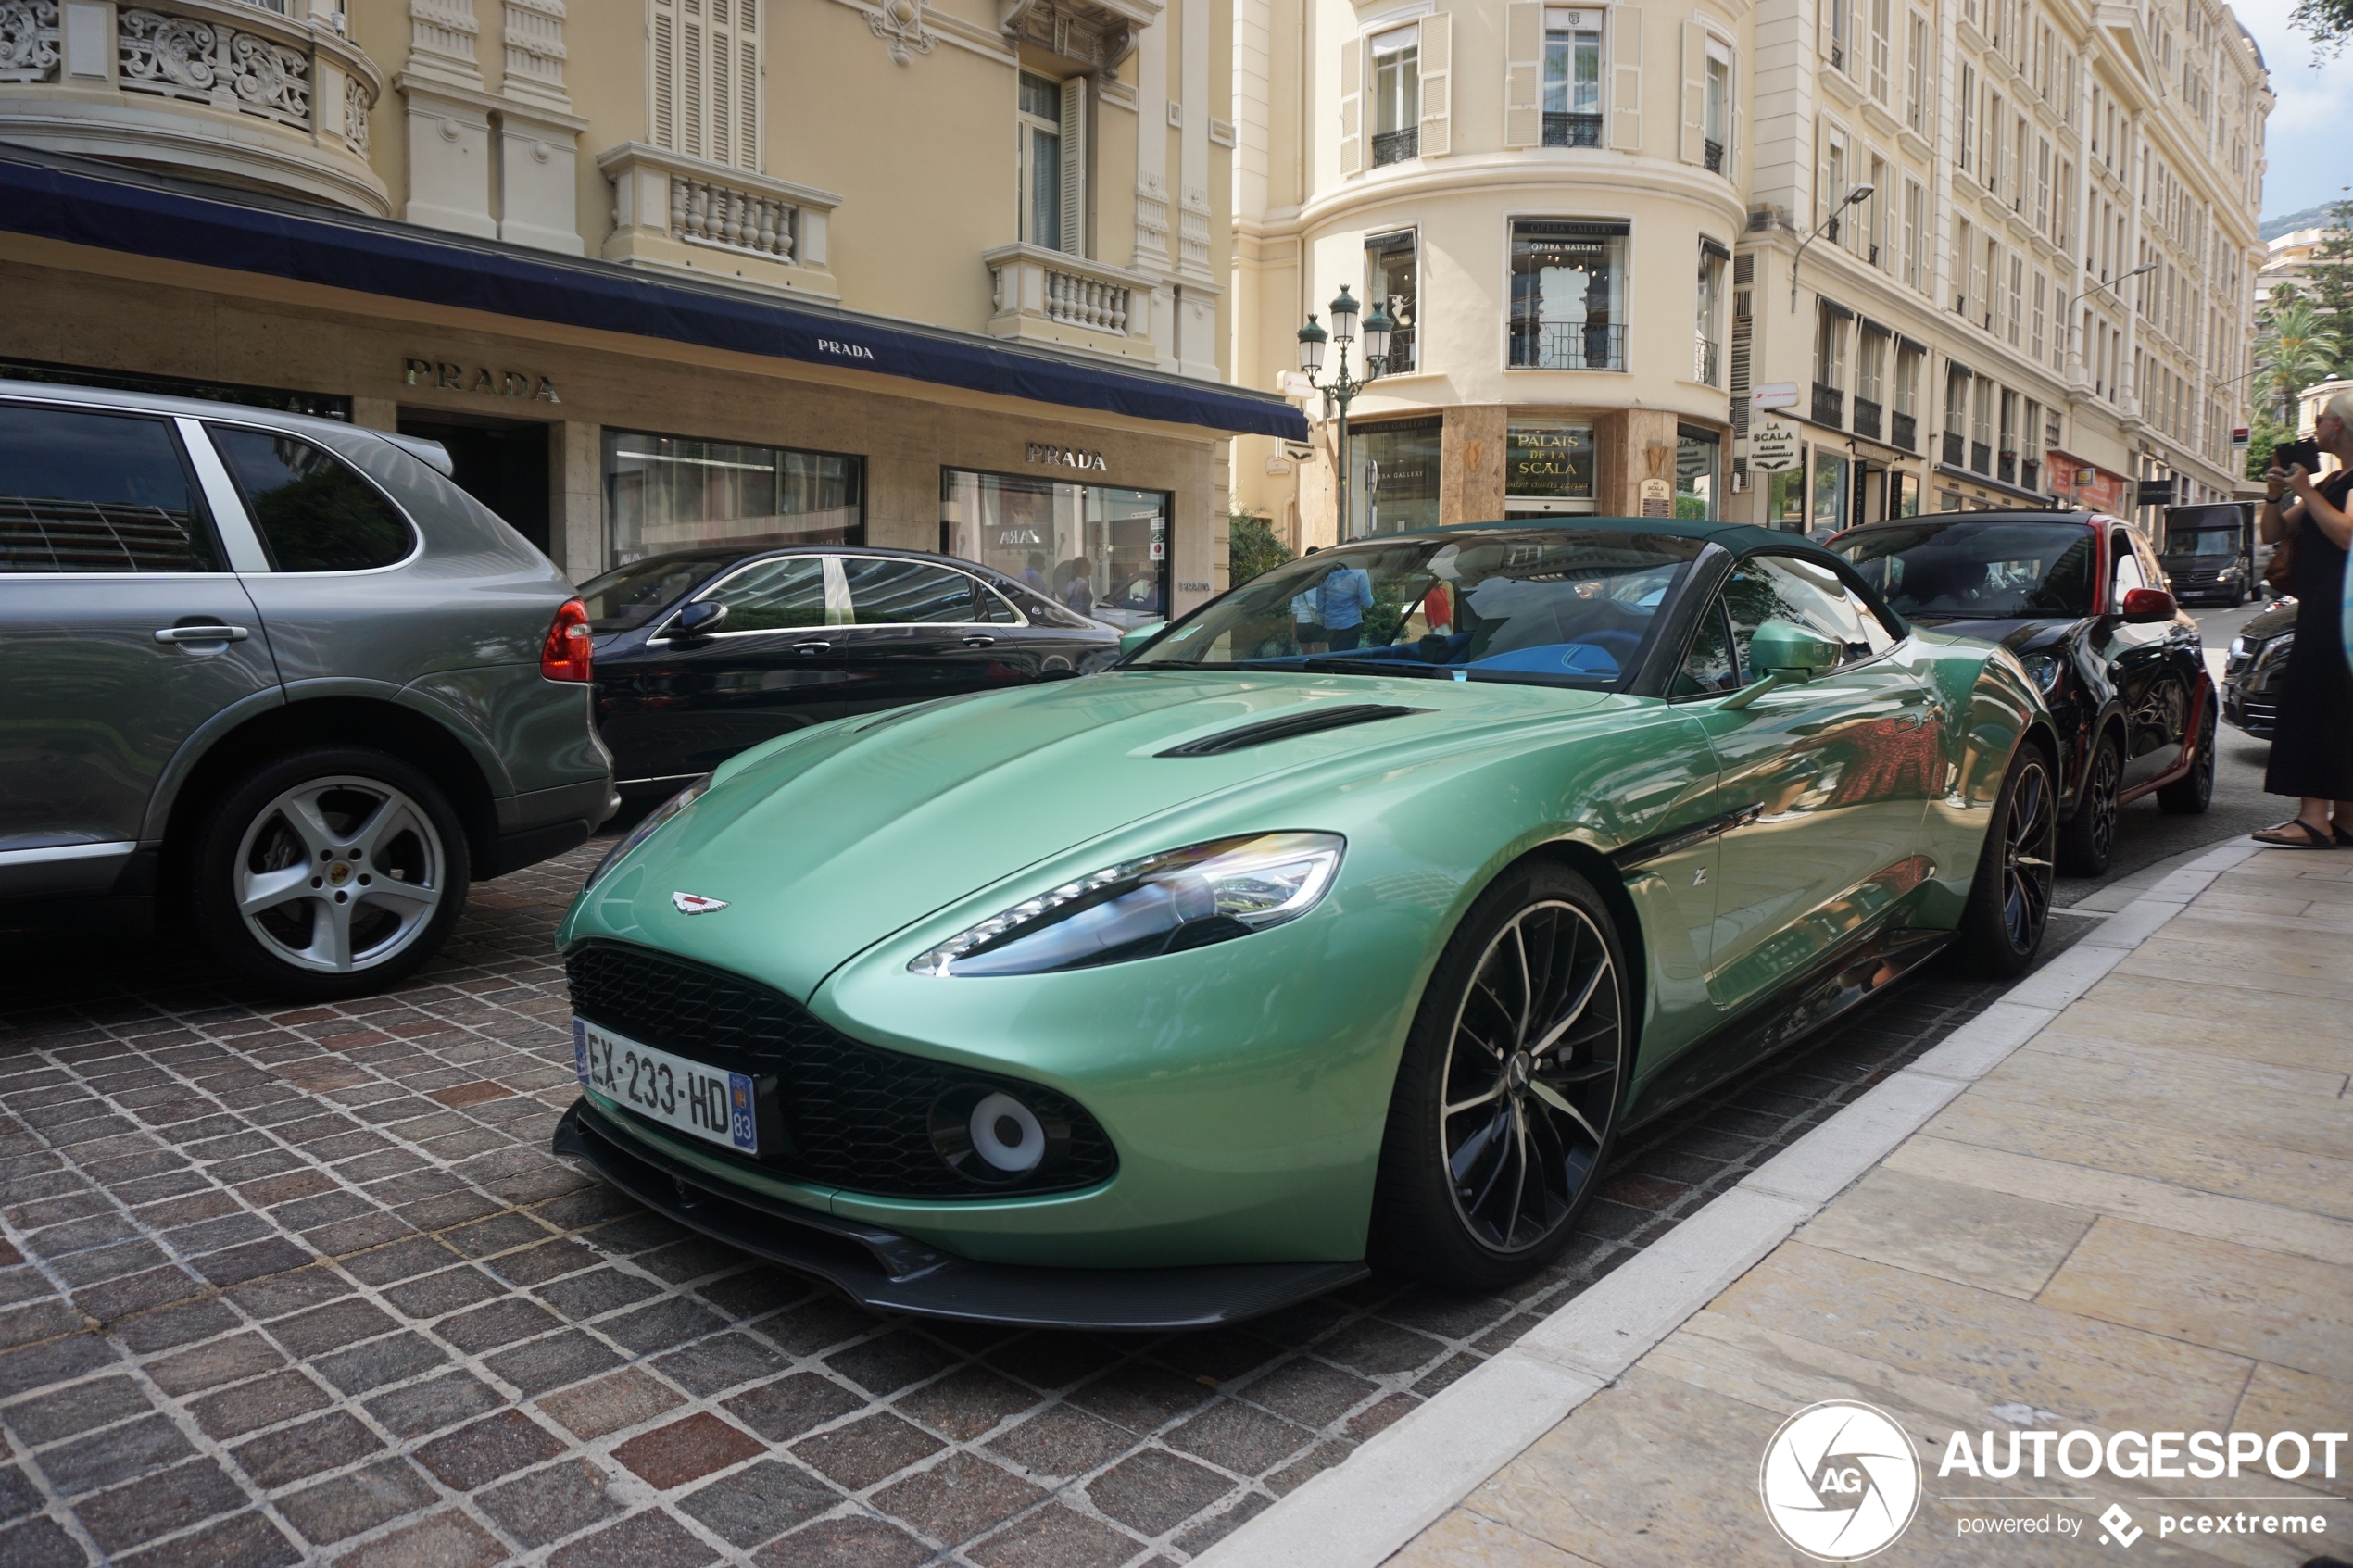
[397, 413, 550, 553]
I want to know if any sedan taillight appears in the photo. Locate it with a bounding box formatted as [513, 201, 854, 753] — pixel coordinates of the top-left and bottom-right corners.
[542, 599, 592, 683]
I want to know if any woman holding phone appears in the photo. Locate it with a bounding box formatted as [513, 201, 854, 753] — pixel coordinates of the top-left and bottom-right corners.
[2251, 390, 2353, 847]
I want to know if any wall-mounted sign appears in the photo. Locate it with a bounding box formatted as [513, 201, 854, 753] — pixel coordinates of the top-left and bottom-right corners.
[1751, 381, 1801, 410]
[1748, 417, 1800, 471]
[1265, 454, 1293, 475]
[1504, 421, 1595, 499]
[2232, 427, 2250, 446]
[1639, 476, 1673, 517]
[1027, 442, 1109, 472]
[402, 358, 560, 402]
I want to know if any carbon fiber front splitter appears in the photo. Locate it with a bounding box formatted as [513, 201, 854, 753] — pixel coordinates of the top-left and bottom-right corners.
[551, 1099, 1368, 1331]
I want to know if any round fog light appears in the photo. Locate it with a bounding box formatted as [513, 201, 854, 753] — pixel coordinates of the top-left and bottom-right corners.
[969, 1092, 1045, 1174]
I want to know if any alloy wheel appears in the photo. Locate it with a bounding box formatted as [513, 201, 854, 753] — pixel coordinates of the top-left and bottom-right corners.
[2083, 746, 2119, 864]
[1438, 900, 1623, 1254]
[2000, 758, 2057, 950]
[234, 776, 447, 973]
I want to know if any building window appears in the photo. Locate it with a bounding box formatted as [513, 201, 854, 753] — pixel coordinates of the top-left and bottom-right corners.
[1813, 447, 1850, 529]
[1892, 339, 1922, 451]
[1349, 418, 1441, 536]
[2020, 398, 2043, 489]
[1505, 420, 1598, 512]
[1998, 389, 2019, 483]
[1827, 0, 1850, 71]
[1970, 377, 1994, 471]
[1902, 180, 1924, 292]
[1867, 155, 1888, 266]
[2030, 271, 2046, 362]
[1823, 132, 1850, 242]
[941, 470, 1168, 626]
[651, 0, 760, 170]
[1855, 324, 1887, 439]
[1365, 230, 1419, 373]
[1017, 71, 1073, 251]
[1869, 0, 1891, 102]
[1905, 11, 1929, 133]
[1676, 425, 1722, 520]
[1813, 301, 1850, 426]
[606, 432, 861, 563]
[2007, 255, 2024, 346]
[1371, 25, 1420, 165]
[1943, 362, 1969, 465]
[1704, 39, 1730, 170]
[1953, 218, 1972, 315]
[1695, 240, 1728, 385]
[1543, 9, 1604, 146]
[1509, 220, 1629, 370]
[1957, 65, 1975, 171]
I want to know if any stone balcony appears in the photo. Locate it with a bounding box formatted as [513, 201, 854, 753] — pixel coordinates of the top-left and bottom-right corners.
[981, 243, 1164, 367]
[598, 141, 840, 302]
[0, 0, 386, 213]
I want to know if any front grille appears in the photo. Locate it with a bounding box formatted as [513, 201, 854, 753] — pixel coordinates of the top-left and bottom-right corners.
[565, 941, 1118, 1199]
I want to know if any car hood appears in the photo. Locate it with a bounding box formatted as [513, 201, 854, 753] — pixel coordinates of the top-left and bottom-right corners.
[2236, 600, 2297, 640]
[1902, 615, 2077, 655]
[561, 670, 1616, 998]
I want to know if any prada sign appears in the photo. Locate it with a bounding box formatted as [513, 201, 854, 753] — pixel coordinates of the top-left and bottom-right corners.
[1027, 441, 1109, 472]
[403, 358, 560, 403]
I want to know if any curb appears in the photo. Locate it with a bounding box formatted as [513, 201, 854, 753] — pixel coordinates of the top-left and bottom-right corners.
[1193, 838, 2264, 1568]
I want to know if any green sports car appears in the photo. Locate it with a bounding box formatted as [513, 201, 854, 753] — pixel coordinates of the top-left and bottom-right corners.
[551, 521, 2058, 1329]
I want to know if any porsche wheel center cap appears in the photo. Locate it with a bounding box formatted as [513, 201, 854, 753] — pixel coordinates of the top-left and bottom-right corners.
[326, 861, 354, 888]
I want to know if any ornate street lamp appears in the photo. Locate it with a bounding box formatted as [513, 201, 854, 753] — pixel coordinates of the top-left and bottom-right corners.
[1298, 285, 1395, 541]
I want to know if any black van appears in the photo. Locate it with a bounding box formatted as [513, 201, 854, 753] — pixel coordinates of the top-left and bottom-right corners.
[2158, 501, 2257, 606]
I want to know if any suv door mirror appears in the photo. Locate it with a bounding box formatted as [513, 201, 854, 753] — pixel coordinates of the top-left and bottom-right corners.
[2119, 587, 2175, 623]
[1748, 619, 1843, 682]
[674, 600, 727, 636]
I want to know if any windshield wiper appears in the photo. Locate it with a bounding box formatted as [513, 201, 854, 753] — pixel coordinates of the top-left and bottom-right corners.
[1297, 656, 1458, 678]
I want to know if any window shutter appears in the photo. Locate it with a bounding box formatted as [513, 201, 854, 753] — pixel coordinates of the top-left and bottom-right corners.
[1504, 2, 1541, 147]
[653, 3, 676, 149]
[1679, 22, 1705, 164]
[654, 0, 760, 171]
[1610, 6, 1642, 150]
[739, 0, 759, 170]
[1340, 37, 1364, 175]
[1060, 77, 1089, 255]
[1728, 44, 1739, 169]
[682, 6, 705, 158]
[711, 31, 732, 166]
[1418, 12, 1452, 157]
[1817, 122, 1832, 230]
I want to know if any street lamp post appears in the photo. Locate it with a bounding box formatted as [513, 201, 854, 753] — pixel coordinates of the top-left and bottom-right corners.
[2063, 260, 2157, 386]
[1298, 286, 1395, 541]
[1788, 183, 1876, 313]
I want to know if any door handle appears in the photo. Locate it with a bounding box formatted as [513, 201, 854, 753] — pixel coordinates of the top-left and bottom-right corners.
[793, 643, 831, 655]
[963, 635, 997, 647]
[155, 625, 250, 644]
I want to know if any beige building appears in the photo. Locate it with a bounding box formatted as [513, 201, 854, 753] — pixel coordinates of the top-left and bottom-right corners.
[0, 0, 1301, 610]
[1227, 0, 2269, 543]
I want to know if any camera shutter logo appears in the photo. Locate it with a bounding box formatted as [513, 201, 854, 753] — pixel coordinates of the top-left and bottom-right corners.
[1758, 1400, 1922, 1561]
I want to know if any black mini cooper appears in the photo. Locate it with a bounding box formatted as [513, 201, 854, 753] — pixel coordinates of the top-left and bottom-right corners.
[1831, 512, 2217, 875]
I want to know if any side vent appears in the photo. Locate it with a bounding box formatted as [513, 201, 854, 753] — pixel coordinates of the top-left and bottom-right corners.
[1157, 705, 1429, 758]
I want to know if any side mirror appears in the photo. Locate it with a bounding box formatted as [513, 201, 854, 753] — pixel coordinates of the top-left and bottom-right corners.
[1747, 618, 1843, 682]
[674, 600, 727, 636]
[2120, 587, 2176, 623]
[1117, 621, 1167, 657]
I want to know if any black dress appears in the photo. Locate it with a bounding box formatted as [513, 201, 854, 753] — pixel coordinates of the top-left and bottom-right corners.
[2264, 470, 2353, 801]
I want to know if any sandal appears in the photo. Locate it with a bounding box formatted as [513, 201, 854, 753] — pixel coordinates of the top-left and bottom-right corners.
[2253, 819, 2337, 849]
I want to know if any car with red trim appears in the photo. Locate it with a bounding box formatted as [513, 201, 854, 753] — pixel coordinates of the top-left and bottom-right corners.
[1830, 511, 2215, 874]
[0, 381, 614, 997]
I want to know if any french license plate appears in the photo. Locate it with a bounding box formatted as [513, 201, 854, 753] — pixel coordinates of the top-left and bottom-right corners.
[573, 1019, 758, 1155]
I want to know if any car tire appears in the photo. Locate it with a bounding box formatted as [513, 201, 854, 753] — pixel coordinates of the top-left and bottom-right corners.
[190, 746, 471, 1001]
[2156, 698, 2218, 815]
[1953, 745, 2057, 978]
[1368, 860, 1629, 1292]
[2057, 731, 2120, 876]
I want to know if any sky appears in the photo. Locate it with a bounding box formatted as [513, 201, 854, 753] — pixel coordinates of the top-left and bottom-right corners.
[2230, 0, 2348, 221]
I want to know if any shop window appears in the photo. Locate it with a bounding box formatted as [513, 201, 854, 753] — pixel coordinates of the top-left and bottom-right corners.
[1371, 25, 1420, 165]
[1504, 420, 1597, 513]
[941, 470, 1168, 627]
[1509, 221, 1628, 370]
[1890, 471, 1920, 517]
[651, 0, 760, 170]
[211, 427, 413, 572]
[1543, 10, 1604, 145]
[605, 431, 861, 564]
[1366, 230, 1420, 373]
[1812, 448, 1850, 531]
[1019, 71, 1088, 254]
[1675, 425, 1720, 520]
[1695, 240, 1728, 385]
[1768, 465, 1807, 531]
[1350, 418, 1441, 537]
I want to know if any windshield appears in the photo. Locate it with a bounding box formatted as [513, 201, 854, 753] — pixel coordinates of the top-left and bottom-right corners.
[1832, 521, 2095, 619]
[1126, 529, 1705, 687]
[2167, 527, 2242, 558]
[577, 552, 733, 633]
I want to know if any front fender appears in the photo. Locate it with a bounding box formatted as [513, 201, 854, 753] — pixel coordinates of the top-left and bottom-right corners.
[1919, 644, 2057, 923]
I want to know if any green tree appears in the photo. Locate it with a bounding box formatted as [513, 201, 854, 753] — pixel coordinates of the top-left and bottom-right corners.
[2299, 197, 2353, 374]
[2250, 300, 2342, 420]
[1227, 513, 1293, 585]
[2246, 409, 2293, 482]
[2286, 0, 2352, 56]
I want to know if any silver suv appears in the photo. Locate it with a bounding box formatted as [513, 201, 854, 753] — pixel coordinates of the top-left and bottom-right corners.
[0, 382, 615, 998]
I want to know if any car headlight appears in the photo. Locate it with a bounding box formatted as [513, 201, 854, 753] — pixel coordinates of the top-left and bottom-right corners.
[2228, 635, 2249, 658]
[2018, 653, 2064, 695]
[582, 774, 711, 890]
[2217, 564, 2242, 580]
[911, 832, 1345, 977]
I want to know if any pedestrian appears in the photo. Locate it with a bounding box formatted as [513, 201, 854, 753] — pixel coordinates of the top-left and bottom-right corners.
[1315, 558, 1377, 652]
[1290, 545, 1327, 652]
[1062, 557, 1095, 616]
[2249, 390, 2353, 848]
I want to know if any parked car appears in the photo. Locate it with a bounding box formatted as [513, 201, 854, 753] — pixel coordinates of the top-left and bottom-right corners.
[1830, 511, 2216, 876]
[578, 545, 1121, 800]
[2158, 501, 2257, 606]
[2221, 596, 2297, 738]
[0, 382, 614, 997]
[551, 520, 2058, 1329]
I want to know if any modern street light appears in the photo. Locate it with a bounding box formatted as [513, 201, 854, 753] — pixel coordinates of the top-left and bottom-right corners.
[2063, 260, 2158, 387]
[1788, 183, 1875, 313]
[1298, 285, 1395, 541]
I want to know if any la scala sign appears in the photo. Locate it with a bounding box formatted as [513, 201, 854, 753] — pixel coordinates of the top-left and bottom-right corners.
[1748, 418, 1800, 472]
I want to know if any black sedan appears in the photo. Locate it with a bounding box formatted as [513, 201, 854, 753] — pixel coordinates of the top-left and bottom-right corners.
[576, 546, 1122, 799]
[2221, 596, 2296, 739]
[1831, 512, 2216, 875]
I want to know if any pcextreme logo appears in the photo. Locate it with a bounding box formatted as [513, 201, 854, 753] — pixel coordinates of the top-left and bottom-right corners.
[1759, 1400, 1924, 1561]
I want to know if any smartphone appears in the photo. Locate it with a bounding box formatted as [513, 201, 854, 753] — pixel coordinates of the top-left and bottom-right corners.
[2273, 438, 2322, 473]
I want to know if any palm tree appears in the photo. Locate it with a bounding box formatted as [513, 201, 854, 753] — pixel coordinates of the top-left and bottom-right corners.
[2251, 301, 2343, 420]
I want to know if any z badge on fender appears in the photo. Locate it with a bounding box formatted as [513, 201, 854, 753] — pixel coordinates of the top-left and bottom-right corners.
[573, 1019, 758, 1154]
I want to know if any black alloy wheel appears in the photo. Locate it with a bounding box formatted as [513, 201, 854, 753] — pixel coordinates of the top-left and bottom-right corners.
[1370, 862, 1627, 1289]
[2057, 733, 2120, 875]
[1955, 747, 2057, 976]
[2156, 699, 2218, 815]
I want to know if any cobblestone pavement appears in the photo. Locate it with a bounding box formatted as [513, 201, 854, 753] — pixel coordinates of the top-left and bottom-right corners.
[0, 841, 2095, 1568]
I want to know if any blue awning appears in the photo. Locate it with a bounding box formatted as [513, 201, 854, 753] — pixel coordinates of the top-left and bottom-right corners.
[0, 147, 1307, 441]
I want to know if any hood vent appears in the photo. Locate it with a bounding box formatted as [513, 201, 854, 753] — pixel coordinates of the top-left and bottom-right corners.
[1157, 704, 1429, 758]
